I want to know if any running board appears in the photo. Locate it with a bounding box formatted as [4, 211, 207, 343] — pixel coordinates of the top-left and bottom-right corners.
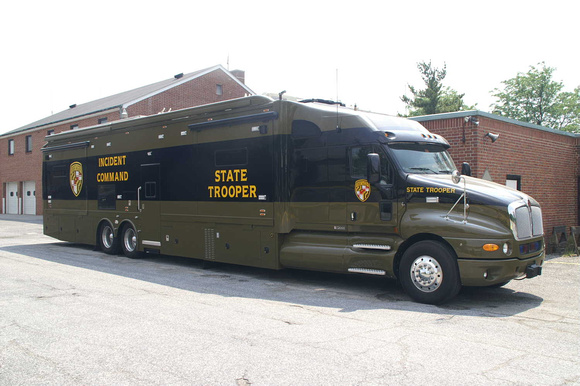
[352, 244, 391, 251]
[142, 240, 161, 247]
[348, 268, 386, 276]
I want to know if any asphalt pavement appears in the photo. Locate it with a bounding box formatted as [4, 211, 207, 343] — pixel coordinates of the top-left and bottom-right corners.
[0, 215, 578, 385]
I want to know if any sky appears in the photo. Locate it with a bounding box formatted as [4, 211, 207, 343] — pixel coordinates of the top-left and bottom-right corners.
[1, 0, 578, 134]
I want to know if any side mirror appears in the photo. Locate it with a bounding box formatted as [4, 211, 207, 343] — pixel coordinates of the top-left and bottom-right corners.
[452, 170, 461, 184]
[367, 153, 381, 184]
[461, 162, 471, 177]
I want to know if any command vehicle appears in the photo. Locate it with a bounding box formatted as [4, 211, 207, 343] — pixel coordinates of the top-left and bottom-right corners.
[43, 95, 544, 304]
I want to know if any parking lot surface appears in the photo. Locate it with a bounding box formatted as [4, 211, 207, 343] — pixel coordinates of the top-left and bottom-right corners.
[0, 215, 578, 385]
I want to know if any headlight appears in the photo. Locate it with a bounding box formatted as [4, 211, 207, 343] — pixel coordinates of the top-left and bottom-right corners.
[503, 242, 512, 256]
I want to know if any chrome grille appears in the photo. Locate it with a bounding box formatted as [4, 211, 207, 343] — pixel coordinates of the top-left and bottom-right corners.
[515, 206, 532, 239]
[531, 206, 543, 237]
[509, 201, 544, 241]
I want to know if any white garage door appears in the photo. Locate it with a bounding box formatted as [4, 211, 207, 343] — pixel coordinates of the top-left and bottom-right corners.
[6, 182, 19, 214]
[23, 181, 36, 215]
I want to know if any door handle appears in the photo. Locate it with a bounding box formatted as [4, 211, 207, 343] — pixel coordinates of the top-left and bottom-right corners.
[350, 212, 357, 221]
[137, 186, 142, 212]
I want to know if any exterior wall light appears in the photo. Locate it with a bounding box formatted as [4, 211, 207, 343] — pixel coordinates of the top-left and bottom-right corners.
[485, 132, 499, 142]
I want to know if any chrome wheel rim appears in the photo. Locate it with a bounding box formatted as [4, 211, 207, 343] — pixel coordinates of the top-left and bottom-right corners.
[101, 225, 114, 249]
[124, 228, 137, 252]
[410, 255, 443, 292]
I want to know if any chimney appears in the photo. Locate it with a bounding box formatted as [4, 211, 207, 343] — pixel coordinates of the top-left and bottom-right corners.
[230, 69, 245, 84]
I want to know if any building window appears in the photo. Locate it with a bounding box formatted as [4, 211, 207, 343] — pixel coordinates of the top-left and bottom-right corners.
[506, 174, 521, 191]
[216, 84, 223, 96]
[25, 135, 32, 153]
[70, 124, 79, 130]
[47, 129, 55, 136]
[98, 117, 108, 124]
[8, 139, 14, 155]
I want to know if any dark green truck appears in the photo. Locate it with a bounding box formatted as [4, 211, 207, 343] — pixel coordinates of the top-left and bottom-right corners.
[43, 95, 544, 304]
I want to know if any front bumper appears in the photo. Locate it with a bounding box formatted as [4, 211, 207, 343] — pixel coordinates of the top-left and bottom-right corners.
[457, 252, 544, 286]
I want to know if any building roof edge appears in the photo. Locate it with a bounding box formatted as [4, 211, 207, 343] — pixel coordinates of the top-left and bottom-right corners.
[409, 110, 580, 138]
[2, 65, 255, 138]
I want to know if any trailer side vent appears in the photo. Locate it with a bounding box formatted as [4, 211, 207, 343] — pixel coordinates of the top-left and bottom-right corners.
[204, 228, 216, 260]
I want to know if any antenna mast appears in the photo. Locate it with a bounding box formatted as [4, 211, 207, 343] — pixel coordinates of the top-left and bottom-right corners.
[336, 68, 340, 131]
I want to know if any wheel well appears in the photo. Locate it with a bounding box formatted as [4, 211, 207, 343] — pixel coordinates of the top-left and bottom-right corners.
[393, 233, 457, 279]
[118, 220, 135, 236]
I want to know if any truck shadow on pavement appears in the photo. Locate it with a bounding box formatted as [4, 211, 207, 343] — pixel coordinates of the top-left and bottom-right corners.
[2, 241, 543, 317]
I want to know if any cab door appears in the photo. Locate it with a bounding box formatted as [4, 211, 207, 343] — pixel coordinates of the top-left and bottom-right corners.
[346, 145, 399, 271]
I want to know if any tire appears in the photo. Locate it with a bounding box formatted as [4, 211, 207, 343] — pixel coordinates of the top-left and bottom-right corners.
[399, 240, 461, 304]
[99, 222, 119, 255]
[120, 224, 141, 259]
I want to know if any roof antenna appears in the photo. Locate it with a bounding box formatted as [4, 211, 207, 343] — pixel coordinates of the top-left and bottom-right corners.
[336, 69, 341, 133]
[278, 90, 286, 100]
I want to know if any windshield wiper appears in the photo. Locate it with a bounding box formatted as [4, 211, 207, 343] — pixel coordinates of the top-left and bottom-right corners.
[409, 167, 438, 174]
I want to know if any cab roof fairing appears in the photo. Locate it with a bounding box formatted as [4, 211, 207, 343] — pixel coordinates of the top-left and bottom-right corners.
[282, 100, 439, 136]
[279, 100, 370, 131]
[361, 112, 451, 148]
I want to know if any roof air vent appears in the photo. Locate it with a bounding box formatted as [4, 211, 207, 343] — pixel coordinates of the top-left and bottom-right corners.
[174, 73, 184, 79]
[69, 104, 77, 109]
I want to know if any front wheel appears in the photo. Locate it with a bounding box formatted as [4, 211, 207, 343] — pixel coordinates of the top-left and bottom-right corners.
[399, 240, 461, 304]
[121, 225, 141, 259]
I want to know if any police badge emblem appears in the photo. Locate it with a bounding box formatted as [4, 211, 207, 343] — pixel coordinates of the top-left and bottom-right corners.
[355, 179, 371, 202]
[69, 161, 83, 197]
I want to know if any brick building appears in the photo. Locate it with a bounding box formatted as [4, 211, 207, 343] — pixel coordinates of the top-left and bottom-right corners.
[0, 65, 253, 215]
[411, 111, 579, 240]
[2, 68, 578, 243]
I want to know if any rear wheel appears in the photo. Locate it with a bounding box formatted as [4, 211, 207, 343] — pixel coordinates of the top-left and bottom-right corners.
[121, 225, 140, 259]
[399, 240, 461, 304]
[99, 222, 119, 255]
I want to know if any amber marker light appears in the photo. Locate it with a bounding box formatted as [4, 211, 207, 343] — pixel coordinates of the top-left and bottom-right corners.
[483, 244, 500, 252]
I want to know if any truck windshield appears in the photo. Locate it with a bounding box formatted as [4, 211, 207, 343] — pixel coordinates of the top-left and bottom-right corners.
[388, 142, 456, 174]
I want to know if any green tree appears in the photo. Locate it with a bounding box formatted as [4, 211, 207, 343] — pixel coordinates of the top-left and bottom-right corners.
[491, 62, 580, 132]
[401, 61, 473, 117]
[549, 87, 580, 132]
